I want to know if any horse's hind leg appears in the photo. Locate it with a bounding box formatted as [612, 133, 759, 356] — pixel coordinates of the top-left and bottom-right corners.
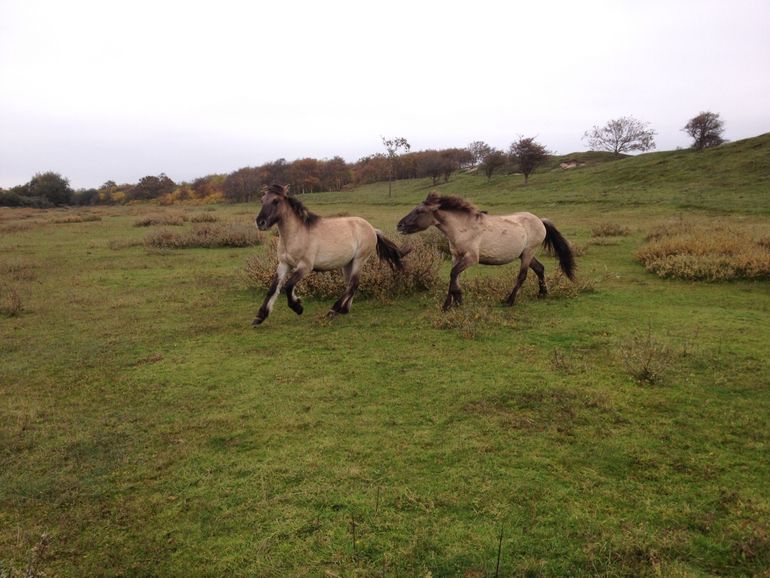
[530, 257, 548, 297]
[253, 262, 289, 325]
[505, 251, 533, 307]
[330, 261, 360, 316]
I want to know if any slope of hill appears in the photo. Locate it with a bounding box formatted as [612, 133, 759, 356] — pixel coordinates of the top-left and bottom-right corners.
[317, 133, 770, 215]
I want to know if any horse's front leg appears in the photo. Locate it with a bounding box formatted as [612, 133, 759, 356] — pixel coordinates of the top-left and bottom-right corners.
[443, 255, 473, 311]
[253, 262, 290, 326]
[284, 263, 309, 315]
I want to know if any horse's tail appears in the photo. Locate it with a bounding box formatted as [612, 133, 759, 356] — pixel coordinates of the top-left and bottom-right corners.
[375, 230, 409, 270]
[542, 219, 576, 281]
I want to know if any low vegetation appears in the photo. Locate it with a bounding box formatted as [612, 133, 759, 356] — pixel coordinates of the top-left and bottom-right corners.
[144, 222, 265, 249]
[1, 141, 769, 576]
[636, 220, 770, 280]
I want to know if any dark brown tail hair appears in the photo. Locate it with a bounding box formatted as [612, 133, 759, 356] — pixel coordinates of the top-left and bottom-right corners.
[375, 231, 408, 270]
[542, 219, 576, 281]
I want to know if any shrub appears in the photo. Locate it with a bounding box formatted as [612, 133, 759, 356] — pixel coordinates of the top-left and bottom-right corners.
[244, 235, 442, 301]
[617, 326, 673, 385]
[144, 222, 265, 249]
[636, 221, 770, 280]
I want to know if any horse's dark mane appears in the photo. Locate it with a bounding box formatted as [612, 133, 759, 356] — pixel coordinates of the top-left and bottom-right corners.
[426, 192, 481, 216]
[285, 194, 320, 226]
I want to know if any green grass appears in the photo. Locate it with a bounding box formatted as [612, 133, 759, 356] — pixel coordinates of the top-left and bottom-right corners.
[1, 136, 770, 576]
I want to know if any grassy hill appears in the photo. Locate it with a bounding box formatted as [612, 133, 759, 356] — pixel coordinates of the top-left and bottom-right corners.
[1, 134, 769, 576]
[314, 133, 770, 215]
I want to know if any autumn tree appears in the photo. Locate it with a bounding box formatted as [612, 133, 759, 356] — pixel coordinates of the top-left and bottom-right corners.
[26, 172, 73, 205]
[583, 116, 656, 156]
[382, 136, 410, 197]
[130, 174, 176, 201]
[509, 137, 549, 185]
[320, 156, 351, 191]
[683, 111, 725, 151]
[479, 149, 507, 182]
[223, 167, 261, 203]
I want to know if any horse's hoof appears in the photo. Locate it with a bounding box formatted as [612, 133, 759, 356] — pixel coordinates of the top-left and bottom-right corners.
[252, 317, 264, 326]
[290, 302, 303, 315]
[326, 309, 338, 318]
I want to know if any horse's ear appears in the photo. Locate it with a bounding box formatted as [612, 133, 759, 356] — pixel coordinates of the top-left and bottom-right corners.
[282, 184, 291, 195]
[424, 191, 440, 206]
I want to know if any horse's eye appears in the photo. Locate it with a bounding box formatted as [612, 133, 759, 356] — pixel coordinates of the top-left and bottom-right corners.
[272, 199, 279, 205]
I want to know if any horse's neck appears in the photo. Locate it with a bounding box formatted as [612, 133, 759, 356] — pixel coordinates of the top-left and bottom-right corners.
[436, 211, 476, 245]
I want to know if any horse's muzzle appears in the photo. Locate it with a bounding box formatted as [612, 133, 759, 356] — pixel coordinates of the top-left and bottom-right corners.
[256, 219, 268, 230]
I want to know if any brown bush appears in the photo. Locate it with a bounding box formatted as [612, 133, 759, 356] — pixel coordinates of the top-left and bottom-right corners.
[636, 221, 770, 280]
[144, 222, 265, 249]
[244, 235, 443, 301]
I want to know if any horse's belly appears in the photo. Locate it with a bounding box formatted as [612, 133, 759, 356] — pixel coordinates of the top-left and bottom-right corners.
[478, 235, 523, 265]
[313, 250, 354, 271]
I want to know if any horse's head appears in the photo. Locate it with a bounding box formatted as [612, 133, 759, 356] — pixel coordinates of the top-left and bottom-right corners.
[256, 184, 289, 230]
[397, 192, 441, 234]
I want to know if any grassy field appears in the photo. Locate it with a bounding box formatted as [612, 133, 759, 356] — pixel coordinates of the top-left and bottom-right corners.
[1, 136, 769, 576]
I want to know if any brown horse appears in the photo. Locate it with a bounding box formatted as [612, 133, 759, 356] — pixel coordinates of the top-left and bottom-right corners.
[253, 184, 407, 325]
[397, 192, 576, 310]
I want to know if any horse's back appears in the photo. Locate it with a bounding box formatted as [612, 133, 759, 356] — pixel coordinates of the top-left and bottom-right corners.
[311, 216, 377, 270]
[477, 212, 546, 264]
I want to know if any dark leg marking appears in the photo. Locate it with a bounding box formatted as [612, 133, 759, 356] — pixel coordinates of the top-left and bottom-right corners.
[253, 274, 280, 326]
[284, 268, 307, 315]
[505, 258, 531, 307]
[530, 257, 548, 297]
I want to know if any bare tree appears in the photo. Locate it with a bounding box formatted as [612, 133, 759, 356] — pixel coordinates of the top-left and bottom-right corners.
[583, 116, 656, 156]
[381, 136, 410, 197]
[509, 137, 549, 185]
[683, 111, 725, 151]
[467, 140, 492, 167]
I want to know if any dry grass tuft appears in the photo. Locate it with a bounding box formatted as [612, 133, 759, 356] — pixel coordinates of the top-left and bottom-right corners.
[189, 212, 218, 223]
[461, 270, 595, 304]
[591, 223, 631, 237]
[144, 222, 265, 249]
[617, 326, 674, 385]
[0, 284, 23, 317]
[244, 235, 443, 302]
[134, 212, 188, 227]
[636, 221, 770, 280]
[49, 213, 102, 224]
[430, 303, 514, 339]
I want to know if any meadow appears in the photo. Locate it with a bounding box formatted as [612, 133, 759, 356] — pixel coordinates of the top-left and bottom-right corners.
[1, 136, 769, 576]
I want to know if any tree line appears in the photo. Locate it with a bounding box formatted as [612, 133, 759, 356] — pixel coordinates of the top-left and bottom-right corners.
[0, 111, 726, 207]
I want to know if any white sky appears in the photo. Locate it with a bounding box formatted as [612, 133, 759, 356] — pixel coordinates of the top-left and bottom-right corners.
[1, 0, 769, 189]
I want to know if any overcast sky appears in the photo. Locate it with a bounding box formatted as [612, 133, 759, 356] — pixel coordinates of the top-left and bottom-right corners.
[1, 0, 769, 189]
